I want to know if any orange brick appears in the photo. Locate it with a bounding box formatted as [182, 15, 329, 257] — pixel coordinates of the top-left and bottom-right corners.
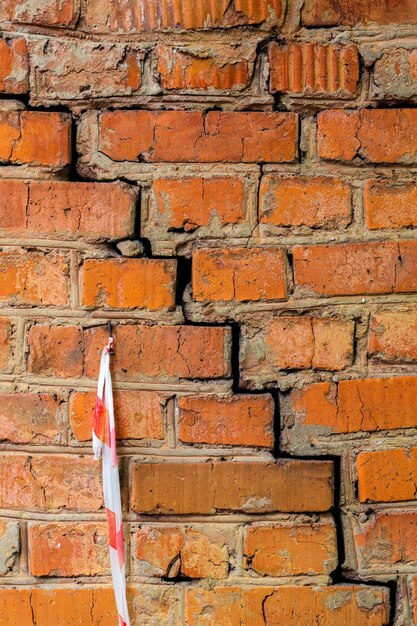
[368, 310, 417, 363]
[294, 241, 417, 297]
[269, 42, 359, 96]
[357, 448, 417, 503]
[0, 109, 71, 167]
[241, 317, 354, 384]
[98, 110, 297, 163]
[0, 453, 102, 511]
[0, 0, 79, 27]
[0, 317, 13, 372]
[155, 44, 252, 91]
[69, 390, 166, 442]
[373, 48, 417, 99]
[131, 460, 333, 514]
[318, 109, 417, 164]
[0, 37, 28, 94]
[0, 250, 69, 306]
[259, 175, 352, 230]
[186, 585, 390, 625]
[29, 522, 109, 576]
[83, 0, 283, 32]
[28, 325, 83, 378]
[244, 519, 337, 576]
[133, 524, 233, 579]
[84, 324, 231, 382]
[192, 247, 287, 302]
[0, 179, 27, 231]
[81, 258, 176, 310]
[365, 179, 417, 229]
[178, 394, 274, 448]
[288, 376, 417, 435]
[354, 510, 417, 569]
[0, 393, 63, 444]
[302, 0, 417, 26]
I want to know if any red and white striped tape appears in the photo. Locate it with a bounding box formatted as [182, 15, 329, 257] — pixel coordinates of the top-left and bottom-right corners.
[93, 339, 130, 626]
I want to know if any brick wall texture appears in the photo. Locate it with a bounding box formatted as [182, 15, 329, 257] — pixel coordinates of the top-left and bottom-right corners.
[2, 1, 417, 625]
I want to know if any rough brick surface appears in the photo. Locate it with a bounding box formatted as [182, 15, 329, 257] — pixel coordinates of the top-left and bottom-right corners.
[0, 393, 63, 444]
[357, 448, 417, 503]
[368, 310, 417, 363]
[0, 37, 28, 94]
[301, 0, 417, 26]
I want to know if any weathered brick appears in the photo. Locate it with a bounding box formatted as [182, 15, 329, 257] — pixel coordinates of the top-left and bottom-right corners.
[287, 376, 417, 435]
[318, 109, 417, 164]
[0, 37, 28, 94]
[372, 48, 417, 99]
[155, 43, 254, 91]
[69, 390, 166, 442]
[178, 394, 274, 448]
[0, 0, 80, 27]
[259, 175, 352, 230]
[192, 247, 287, 302]
[29, 522, 109, 576]
[0, 454, 101, 511]
[28, 325, 83, 378]
[97, 110, 298, 163]
[30, 39, 142, 102]
[133, 524, 233, 579]
[186, 585, 390, 625]
[241, 317, 354, 385]
[83, 0, 283, 32]
[0, 250, 69, 306]
[84, 324, 231, 382]
[294, 241, 417, 297]
[368, 310, 417, 363]
[81, 258, 176, 310]
[269, 42, 359, 96]
[0, 520, 19, 575]
[0, 393, 63, 444]
[365, 179, 417, 229]
[244, 519, 337, 576]
[354, 510, 417, 570]
[357, 448, 417, 503]
[301, 0, 417, 26]
[131, 460, 333, 514]
[0, 317, 13, 372]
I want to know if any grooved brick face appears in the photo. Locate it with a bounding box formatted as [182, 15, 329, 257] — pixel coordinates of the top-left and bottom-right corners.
[357, 448, 417, 503]
[192, 247, 287, 302]
[98, 110, 298, 163]
[0, 37, 28, 94]
[301, 0, 417, 25]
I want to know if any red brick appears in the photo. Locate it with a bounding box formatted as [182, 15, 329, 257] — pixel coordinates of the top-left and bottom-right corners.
[301, 0, 417, 26]
[241, 317, 354, 385]
[84, 324, 231, 382]
[354, 510, 417, 569]
[0, 317, 13, 372]
[0, 37, 28, 94]
[30, 39, 142, 101]
[131, 460, 333, 514]
[29, 522, 109, 576]
[186, 585, 390, 625]
[28, 325, 84, 378]
[0, 108, 71, 167]
[155, 44, 252, 91]
[368, 310, 417, 363]
[0, 453, 102, 511]
[133, 524, 233, 579]
[0, 393, 63, 444]
[0, 0, 80, 27]
[98, 110, 298, 163]
[83, 0, 283, 32]
[294, 241, 417, 297]
[357, 448, 417, 503]
[192, 247, 287, 302]
[69, 390, 166, 442]
[372, 48, 417, 99]
[318, 109, 417, 164]
[365, 179, 417, 229]
[81, 258, 176, 310]
[269, 42, 359, 96]
[0, 250, 69, 306]
[178, 394, 274, 448]
[288, 376, 417, 435]
[259, 175, 352, 230]
[244, 519, 337, 576]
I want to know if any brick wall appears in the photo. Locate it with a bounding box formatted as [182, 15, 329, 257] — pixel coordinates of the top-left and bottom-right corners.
[1, 1, 417, 624]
